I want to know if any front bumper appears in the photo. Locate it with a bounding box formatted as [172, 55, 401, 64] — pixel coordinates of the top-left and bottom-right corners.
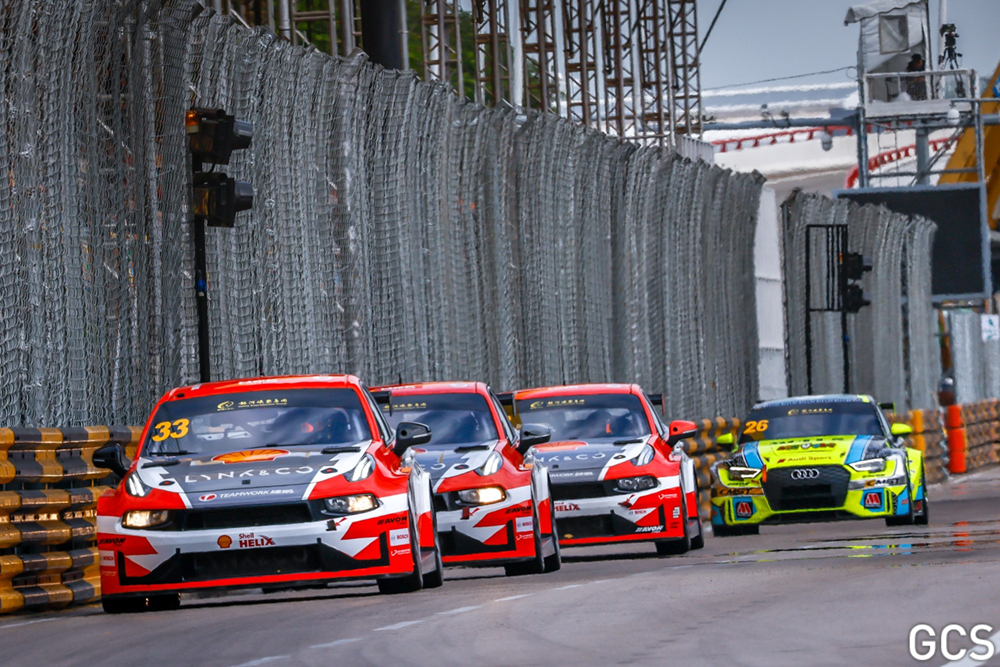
[433, 484, 539, 565]
[550, 476, 688, 546]
[99, 493, 417, 596]
[711, 463, 915, 526]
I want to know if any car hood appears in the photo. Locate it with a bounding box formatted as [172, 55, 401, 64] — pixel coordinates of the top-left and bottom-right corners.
[132, 444, 371, 504]
[736, 435, 889, 469]
[410, 442, 500, 483]
[530, 437, 653, 483]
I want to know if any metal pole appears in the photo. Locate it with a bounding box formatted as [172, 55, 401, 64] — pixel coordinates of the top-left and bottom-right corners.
[276, 0, 291, 40]
[839, 227, 850, 394]
[805, 226, 813, 394]
[191, 155, 211, 383]
[915, 126, 930, 185]
[341, 0, 355, 53]
[399, 0, 410, 71]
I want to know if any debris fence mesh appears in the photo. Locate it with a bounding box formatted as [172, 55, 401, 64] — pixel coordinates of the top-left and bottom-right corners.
[0, 0, 763, 426]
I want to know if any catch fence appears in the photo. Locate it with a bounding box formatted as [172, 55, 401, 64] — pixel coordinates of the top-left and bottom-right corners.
[0, 0, 763, 427]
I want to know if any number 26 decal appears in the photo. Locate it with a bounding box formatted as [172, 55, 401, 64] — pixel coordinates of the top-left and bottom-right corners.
[743, 419, 769, 434]
[151, 419, 190, 441]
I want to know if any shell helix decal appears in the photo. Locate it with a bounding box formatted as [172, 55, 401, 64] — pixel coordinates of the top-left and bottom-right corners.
[212, 449, 290, 464]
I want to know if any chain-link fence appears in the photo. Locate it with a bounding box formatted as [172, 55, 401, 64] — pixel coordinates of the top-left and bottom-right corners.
[949, 310, 1000, 404]
[0, 0, 763, 427]
[782, 190, 938, 410]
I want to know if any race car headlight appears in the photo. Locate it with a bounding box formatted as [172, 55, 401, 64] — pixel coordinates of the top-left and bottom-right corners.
[849, 458, 887, 473]
[726, 466, 762, 481]
[347, 454, 375, 482]
[124, 471, 151, 497]
[613, 475, 658, 493]
[122, 509, 172, 529]
[476, 452, 503, 477]
[456, 486, 506, 505]
[324, 493, 379, 514]
[634, 444, 655, 466]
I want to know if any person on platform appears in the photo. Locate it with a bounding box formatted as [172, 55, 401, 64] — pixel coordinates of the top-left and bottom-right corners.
[906, 53, 928, 101]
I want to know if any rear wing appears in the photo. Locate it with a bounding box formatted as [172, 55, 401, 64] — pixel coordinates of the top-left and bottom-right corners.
[647, 393, 664, 409]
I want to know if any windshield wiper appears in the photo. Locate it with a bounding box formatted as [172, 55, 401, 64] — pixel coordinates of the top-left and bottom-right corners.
[613, 438, 646, 445]
[321, 445, 363, 454]
[453, 444, 491, 452]
[148, 449, 193, 456]
[142, 459, 181, 468]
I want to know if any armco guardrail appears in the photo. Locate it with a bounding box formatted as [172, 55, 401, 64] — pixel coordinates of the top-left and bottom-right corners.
[0, 427, 139, 614]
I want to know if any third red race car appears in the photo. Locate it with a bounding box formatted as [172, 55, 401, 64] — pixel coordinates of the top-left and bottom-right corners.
[373, 382, 561, 576]
[504, 383, 704, 555]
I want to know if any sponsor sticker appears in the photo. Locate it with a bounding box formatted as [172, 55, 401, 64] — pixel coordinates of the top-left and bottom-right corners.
[734, 500, 755, 519]
[212, 449, 290, 464]
[218, 535, 233, 549]
[515, 516, 534, 533]
[218, 397, 289, 411]
[238, 532, 275, 548]
[389, 529, 410, 546]
[554, 502, 580, 512]
[635, 525, 665, 533]
[863, 490, 882, 509]
[672, 507, 680, 519]
[200, 494, 217, 502]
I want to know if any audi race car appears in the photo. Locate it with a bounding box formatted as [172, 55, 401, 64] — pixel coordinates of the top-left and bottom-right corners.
[506, 384, 704, 556]
[94, 375, 444, 613]
[710, 394, 928, 535]
[372, 382, 561, 576]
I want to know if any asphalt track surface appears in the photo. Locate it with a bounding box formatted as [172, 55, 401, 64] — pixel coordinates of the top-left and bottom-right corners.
[6, 469, 1000, 667]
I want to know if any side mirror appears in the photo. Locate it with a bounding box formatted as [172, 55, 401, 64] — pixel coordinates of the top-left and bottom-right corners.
[517, 424, 551, 454]
[93, 443, 131, 478]
[393, 422, 432, 457]
[716, 432, 737, 452]
[890, 423, 912, 437]
[666, 419, 698, 446]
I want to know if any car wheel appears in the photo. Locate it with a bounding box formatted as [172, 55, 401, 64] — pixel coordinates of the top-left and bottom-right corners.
[655, 495, 691, 556]
[914, 464, 929, 526]
[101, 595, 147, 614]
[421, 490, 444, 589]
[504, 502, 545, 576]
[690, 486, 705, 550]
[542, 497, 562, 573]
[146, 593, 181, 612]
[886, 459, 917, 527]
[378, 509, 424, 595]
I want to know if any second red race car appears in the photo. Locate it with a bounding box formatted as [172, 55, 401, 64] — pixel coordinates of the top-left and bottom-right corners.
[504, 383, 704, 555]
[373, 382, 562, 576]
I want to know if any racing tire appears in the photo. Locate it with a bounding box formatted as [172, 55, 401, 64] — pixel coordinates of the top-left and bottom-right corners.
[504, 502, 545, 577]
[101, 595, 148, 614]
[377, 509, 424, 595]
[690, 485, 705, 550]
[421, 496, 444, 589]
[542, 499, 562, 573]
[914, 464, 929, 526]
[885, 460, 917, 527]
[146, 593, 181, 612]
[655, 495, 691, 556]
[712, 523, 759, 537]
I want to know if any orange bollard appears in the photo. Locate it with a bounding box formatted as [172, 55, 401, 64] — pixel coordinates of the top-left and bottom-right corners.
[946, 404, 967, 474]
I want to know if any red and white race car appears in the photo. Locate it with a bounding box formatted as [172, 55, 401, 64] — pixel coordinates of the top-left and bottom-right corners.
[504, 383, 704, 555]
[94, 375, 444, 613]
[373, 382, 561, 576]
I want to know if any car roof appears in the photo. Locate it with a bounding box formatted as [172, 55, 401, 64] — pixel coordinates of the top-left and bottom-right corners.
[753, 394, 876, 410]
[371, 381, 487, 396]
[513, 383, 639, 399]
[164, 374, 363, 400]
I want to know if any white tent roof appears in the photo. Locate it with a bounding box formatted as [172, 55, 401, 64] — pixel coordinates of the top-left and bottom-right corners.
[844, 0, 924, 24]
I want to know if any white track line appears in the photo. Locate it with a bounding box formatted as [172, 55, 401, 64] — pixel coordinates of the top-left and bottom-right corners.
[375, 619, 425, 631]
[308, 637, 362, 649]
[494, 593, 533, 602]
[436, 605, 483, 615]
[230, 657, 290, 667]
[0, 618, 56, 631]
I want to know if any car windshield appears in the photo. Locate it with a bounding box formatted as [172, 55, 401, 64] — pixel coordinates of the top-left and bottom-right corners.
[382, 393, 498, 447]
[738, 401, 885, 443]
[141, 388, 372, 456]
[514, 393, 650, 441]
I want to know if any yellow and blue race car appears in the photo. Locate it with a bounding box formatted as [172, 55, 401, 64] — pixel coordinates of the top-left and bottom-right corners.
[710, 394, 928, 535]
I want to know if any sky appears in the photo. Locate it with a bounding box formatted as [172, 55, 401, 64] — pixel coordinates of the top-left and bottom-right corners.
[697, 0, 1000, 90]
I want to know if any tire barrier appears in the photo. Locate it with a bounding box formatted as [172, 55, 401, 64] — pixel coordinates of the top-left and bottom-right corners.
[949, 401, 1000, 473]
[0, 427, 138, 615]
[888, 408, 950, 485]
[681, 418, 742, 521]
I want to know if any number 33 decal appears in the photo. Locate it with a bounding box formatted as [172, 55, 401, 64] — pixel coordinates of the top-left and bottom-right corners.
[151, 419, 190, 441]
[743, 419, 769, 434]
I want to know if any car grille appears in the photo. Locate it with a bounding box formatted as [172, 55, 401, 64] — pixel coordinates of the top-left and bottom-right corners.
[762, 466, 851, 511]
[178, 503, 315, 531]
[181, 545, 320, 581]
[556, 515, 614, 539]
[550, 482, 611, 501]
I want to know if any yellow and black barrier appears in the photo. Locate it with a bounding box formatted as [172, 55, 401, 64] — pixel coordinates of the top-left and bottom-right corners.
[680, 418, 741, 521]
[889, 408, 951, 484]
[0, 427, 138, 615]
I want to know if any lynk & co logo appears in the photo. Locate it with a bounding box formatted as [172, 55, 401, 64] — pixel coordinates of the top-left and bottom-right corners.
[909, 624, 996, 661]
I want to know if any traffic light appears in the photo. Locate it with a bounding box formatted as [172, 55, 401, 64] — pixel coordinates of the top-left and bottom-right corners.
[193, 173, 254, 228]
[840, 252, 872, 313]
[187, 108, 253, 228]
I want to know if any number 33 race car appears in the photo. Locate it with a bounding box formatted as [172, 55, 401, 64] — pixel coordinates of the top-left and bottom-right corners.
[95, 375, 444, 613]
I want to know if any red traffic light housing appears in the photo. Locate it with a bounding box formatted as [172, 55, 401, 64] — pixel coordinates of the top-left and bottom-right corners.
[193, 173, 253, 228]
[186, 108, 252, 165]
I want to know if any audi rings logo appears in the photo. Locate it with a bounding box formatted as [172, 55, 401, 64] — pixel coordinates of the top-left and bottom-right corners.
[790, 468, 820, 480]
